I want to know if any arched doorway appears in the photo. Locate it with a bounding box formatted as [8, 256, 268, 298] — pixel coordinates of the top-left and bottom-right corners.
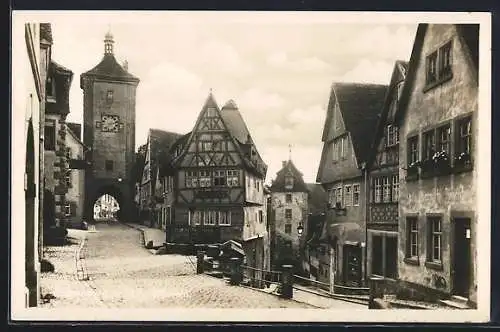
[25, 119, 37, 307]
[93, 193, 120, 222]
[87, 185, 126, 223]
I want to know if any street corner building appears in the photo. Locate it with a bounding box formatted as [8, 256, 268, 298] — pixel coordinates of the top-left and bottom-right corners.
[395, 24, 479, 308]
[269, 159, 310, 271]
[80, 31, 140, 222]
[315, 81, 388, 289]
[139, 93, 271, 273]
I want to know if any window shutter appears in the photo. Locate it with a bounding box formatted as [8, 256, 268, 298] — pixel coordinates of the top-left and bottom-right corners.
[70, 202, 77, 216]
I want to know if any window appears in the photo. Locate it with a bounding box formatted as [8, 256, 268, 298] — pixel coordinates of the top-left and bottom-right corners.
[386, 125, 399, 147]
[219, 211, 231, 226]
[285, 176, 294, 189]
[392, 175, 399, 202]
[332, 141, 339, 162]
[65, 170, 71, 188]
[46, 76, 55, 99]
[423, 130, 436, 162]
[382, 177, 391, 203]
[426, 51, 438, 85]
[186, 171, 198, 188]
[439, 41, 452, 78]
[105, 160, 114, 172]
[353, 184, 360, 206]
[44, 120, 56, 151]
[437, 124, 451, 156]
[408, 136, 419, 165]
[328, 189, 335, 207]
[258, 210, 263, 223]
[335, 187, 343, 206]
[206, 107, 217, 117]
[199, 141, 212, 152]
[344, 185, 352, 206]
[286, 194, 292, 203]
[199, 170, 211, 187]
[406, 217, 419, 259]
[257, 180, 260, 192]
[428, 217, 442, 263]
[426, 41, 453, 88]
[204, 211, 217, 226]
[341, 136, 347, 159]
[457, 116, 472, 156]
[190, 211, 202, 225]
[64, 203, 71, 216]
[214, 170, 226, 186]
[227, 170, 239, 187]
[285, 224, 292, 234]
[66, 147, 72, 159]
[373, 178, 382, 203]
[106, 90, 113, 103]
[285, 209, 292, 219]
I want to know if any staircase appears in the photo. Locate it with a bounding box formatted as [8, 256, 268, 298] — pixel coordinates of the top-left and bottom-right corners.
[439, 295, 472, 309]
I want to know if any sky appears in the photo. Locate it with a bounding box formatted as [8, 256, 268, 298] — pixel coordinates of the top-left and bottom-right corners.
[46, 13, 418, 184]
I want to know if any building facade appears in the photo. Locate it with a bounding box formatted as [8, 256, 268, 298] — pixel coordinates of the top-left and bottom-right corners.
[397, 24, 479, 306]
[81, 31, 139, 222]
[65, 124, 87, 227]
[138, 129, 181, 228]
[166, 94, 270, 272]
[43, 61, 73, 232]
[14, 22, 52, 307]
[269, 159, 309, 271]
[316, 82, 387, 287]
[366, 61, 408, 280]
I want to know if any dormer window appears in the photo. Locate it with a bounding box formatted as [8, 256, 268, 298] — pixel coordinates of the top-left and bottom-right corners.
[46, 76, 55, 101]
[285, 176, 294, 190]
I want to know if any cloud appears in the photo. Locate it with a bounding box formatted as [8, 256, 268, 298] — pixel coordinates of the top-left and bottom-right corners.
[337, 59, 394, 84]
[266, 52, 331, 72]
[196, 39, 253, 76]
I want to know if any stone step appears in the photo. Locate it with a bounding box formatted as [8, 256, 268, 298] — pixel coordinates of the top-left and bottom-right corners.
[451, 295, 469, 305]
[439, 299, 471, 309]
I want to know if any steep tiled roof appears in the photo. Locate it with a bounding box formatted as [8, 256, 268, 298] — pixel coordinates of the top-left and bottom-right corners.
[306, 183, 328, 215]
[367, 61, 409, 169]
[159, 132, 191, 176]
[219, 99, 267, 177]
[270, 159, 308, 192]
[457, 24, 479, 70]
[40, 23, 52, 43]
[81, 54, 139, 85]
[149, 129, 183, 182]
[333, 83, 388, 166]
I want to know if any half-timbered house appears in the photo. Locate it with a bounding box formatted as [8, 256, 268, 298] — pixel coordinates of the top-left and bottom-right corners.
[366, 60, 408, 281]
[168, 93, 270, 272]
[138, 129, 182, 227]
[397, 24, 479, 307]
[316, 82, 387, 287]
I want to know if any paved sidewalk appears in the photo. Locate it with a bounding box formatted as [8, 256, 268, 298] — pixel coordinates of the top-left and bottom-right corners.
[124, 222, 165, 249]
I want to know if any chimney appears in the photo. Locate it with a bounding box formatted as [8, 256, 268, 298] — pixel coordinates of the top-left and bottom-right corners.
[123, 60, 128, 71]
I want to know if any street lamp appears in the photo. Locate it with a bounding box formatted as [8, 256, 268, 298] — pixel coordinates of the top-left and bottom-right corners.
[117, 177, 122, 182]
[297, 224, 304, 237]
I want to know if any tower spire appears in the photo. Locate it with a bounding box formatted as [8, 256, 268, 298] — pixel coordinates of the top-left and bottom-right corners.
[288, 144, 292, 161]
[104, 27, 114, 55]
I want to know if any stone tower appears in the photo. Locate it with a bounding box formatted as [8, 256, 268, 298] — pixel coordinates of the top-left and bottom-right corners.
[80, 30, 140, 221]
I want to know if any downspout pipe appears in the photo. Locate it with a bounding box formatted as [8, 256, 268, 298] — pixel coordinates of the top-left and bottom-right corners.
[362, 162, 369, 285]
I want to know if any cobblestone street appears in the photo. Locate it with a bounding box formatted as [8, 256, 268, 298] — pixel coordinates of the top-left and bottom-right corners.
[40, 222, 319, 308]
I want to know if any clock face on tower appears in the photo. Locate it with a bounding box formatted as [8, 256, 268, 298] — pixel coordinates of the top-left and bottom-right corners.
[101, 114, 120, 133]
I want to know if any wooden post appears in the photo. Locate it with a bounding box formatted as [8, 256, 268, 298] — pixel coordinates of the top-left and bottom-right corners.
[329, 246, 335, 294]
[196, 251, 205, 274]
[280, 264, 294, 299]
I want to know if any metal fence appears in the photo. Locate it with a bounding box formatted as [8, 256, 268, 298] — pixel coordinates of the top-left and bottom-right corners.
[241, 265, 282, 287]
